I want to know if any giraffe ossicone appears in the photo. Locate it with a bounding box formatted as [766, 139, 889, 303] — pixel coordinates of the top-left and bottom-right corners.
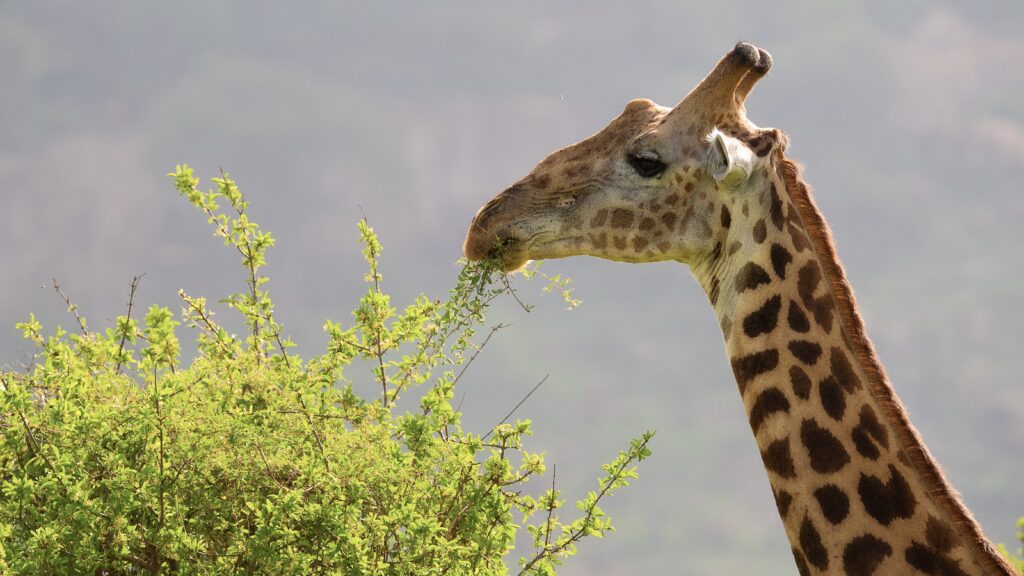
[464, 43, 1018, 575]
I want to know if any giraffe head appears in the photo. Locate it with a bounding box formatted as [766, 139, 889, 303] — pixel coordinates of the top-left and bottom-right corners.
[464, 42, 785, 272]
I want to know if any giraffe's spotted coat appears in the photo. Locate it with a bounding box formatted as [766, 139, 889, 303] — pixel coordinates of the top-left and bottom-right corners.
[730, 348, 779, 395]
[820, 375, 847, 421]
[906, 541, 970, 576]
[787, 300, 811, 333]
[762, 437, 797, 479]
[800, 515, 829, 571]
[830, 346, 862, 392]
[844, 535, 893, 576]
[813, 483, 850, 524]
[789, 222, 811, 252]
[790, 365, 812, 400]
[769, 183, 786, 230]
[793, 548, 812, 576]
[787, 340, 822, 365]
[735, 262, 771, 293]
[852, 405, 889, 460]
[610, 208, 634, 229]
[801, 418, 851, 473]
[774, 488, 794, 517]
[770, 243, 793, 279]
[742, 295, 782, 337]
[753, 218, 768, 243]
[859, 464, 917, 526]
[797, 260, 836, 333]
[749, 387, 791, 434]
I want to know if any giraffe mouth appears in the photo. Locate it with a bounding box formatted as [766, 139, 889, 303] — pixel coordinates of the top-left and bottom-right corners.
[489, 233, 536, 272]
[463, 224, 531, 271]
[467, 225, 586, 272]
[475, 228, 572, 272]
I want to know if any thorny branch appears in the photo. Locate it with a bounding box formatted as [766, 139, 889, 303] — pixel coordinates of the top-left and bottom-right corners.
[482, 374, 548, 442]
[499, 272, 532, 313]
[544, 464, 556, 549]
[361, 217, 391, 407]
[452, 323, 506, 387]
[52, 278, 88, 335]
[116, 274, 144, 374]
[179, 290, 235, 359]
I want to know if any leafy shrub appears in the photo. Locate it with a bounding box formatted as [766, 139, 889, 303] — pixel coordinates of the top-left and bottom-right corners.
[0, 166, 652, 575]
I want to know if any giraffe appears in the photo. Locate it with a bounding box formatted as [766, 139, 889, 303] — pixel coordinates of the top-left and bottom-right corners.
[463, 43, 1018, 576]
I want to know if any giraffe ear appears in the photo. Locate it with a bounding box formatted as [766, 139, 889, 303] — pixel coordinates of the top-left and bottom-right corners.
[709, 129, 756, 189]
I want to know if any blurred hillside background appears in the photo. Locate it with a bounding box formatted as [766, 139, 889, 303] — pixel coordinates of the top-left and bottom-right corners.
[2, 2, 1023, 574]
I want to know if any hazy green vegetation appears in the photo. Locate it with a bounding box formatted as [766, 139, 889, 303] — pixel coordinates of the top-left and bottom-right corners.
[0, 168, 651, 574]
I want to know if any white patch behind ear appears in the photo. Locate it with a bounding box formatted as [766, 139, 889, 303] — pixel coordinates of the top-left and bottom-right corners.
[709, 128, 755, 188]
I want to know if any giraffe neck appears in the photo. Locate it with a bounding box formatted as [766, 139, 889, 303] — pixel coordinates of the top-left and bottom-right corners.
[690, 157, 1015, 576]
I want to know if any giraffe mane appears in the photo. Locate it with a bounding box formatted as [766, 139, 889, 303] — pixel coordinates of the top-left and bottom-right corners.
[776, 154, 1018, 574]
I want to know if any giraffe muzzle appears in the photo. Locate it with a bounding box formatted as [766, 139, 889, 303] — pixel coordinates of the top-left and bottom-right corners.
[463, 184, 533, 269]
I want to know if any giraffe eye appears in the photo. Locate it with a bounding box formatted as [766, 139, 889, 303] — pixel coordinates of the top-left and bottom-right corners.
[628, 153, 666, 178]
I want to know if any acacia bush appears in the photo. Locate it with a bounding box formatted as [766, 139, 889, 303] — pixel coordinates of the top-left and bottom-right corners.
[0, 166, 652, 575]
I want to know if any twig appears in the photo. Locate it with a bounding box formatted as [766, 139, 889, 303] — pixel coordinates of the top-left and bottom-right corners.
[244, 243, 262, 365]
[295, 392, 331, 473]
[334, 333, 373, 355]
[255, 441, 288, 489]
[499, 273, 531, 312]
[5, 375, 52, 472]
[273, 409, 349, 421]
[52, 278, 88, 335]
[152, 367, 167, 531]
[544, 464, 557, 549]
[361, 215, 391, 407]
[452, 323, 505, 386]
[443, 437, 508, 450]
[482, 375, 548, 441]
[266, 311, 293, 369]
[179, 290, 236, 358]
[225, 169, 263, 368]
[116, 274, 144, 374]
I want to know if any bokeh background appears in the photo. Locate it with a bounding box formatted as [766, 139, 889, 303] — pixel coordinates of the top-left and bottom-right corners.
[2, 2, 1023, 574]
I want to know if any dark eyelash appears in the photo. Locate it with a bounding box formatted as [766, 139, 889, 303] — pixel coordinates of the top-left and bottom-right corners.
[628, 154, 666, 178]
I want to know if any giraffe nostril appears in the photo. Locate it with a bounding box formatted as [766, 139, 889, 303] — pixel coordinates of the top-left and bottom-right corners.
[556, 193, 579, 209]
